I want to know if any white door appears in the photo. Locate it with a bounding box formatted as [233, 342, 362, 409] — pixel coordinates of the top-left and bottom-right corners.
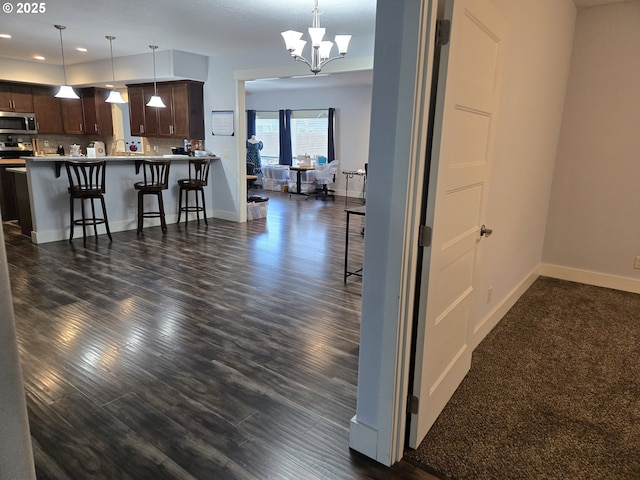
[409, 0, 506, 448]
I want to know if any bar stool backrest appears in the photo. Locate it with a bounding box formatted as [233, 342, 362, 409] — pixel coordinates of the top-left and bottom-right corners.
[140, 159, 171, 189]
[188, 158, 211, 187]
[65, 160, 107, 194]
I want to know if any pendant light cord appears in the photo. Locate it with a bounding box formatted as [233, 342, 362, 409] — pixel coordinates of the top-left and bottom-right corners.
[108, 36, 116, 83]
[56, 25, 68, 85]
[150, 45, 159, 96]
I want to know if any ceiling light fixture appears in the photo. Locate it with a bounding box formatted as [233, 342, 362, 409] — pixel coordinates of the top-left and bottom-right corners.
[281, 0, 351, 75]
[146, 45, 165, 108]
[53, 25, 79, 99]
[105, 36, 126, 104]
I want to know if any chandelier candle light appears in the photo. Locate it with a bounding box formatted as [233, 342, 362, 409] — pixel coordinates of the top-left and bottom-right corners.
[54, 25, 79, 99]
[105, 36, 126, 104]
[281, 0, 351, 74]
[146, 45, 165, 108]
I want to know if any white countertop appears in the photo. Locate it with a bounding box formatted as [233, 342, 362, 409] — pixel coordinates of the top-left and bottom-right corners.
[23, 155, 220, 162]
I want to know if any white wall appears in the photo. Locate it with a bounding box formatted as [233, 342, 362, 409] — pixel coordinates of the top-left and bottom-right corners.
[0, 58, 64, 85]
[245, 85, 372, 198]
[0, 50, 208, 86]
[542, 1, 640, 291]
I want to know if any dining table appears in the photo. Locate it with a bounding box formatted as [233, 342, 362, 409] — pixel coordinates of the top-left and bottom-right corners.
[289, 165, 316, 196]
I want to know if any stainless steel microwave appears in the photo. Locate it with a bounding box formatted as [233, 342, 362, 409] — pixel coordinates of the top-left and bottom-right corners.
[0, 112, 37, 134]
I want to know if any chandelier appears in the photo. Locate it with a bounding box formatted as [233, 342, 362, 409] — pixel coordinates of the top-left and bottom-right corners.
[281, 0, 352, 75]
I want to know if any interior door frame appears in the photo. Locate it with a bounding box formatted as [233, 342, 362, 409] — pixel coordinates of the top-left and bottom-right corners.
[403, 4, 445, 452]
[389, 0, 440, 462]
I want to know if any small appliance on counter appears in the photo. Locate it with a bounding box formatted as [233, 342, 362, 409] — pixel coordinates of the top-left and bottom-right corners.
[171, 147, 190, 155]
[86, 141, 106, 158]
[94, 141, 106, 156]
[70, 144, 81, 157]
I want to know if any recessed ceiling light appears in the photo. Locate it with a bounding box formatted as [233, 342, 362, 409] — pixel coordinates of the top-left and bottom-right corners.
[76, 47, 87, 52]
[34, 55, 45, 60]
[105, 84, 114, 88]
[0, 34, 11, 39]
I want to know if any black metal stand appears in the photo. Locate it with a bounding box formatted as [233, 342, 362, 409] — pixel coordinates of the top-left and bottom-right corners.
[344, 206, 366, 283]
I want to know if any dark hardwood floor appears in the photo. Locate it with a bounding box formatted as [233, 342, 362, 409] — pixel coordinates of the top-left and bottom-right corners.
[4, 191, 438, 480]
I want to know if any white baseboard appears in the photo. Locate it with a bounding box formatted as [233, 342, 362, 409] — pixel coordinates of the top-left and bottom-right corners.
[472, 268, 540, 350]
[212, 209, 241, 222]
[349, 415, 382, 464]
[538, 263, 640, 294]
[472, 264, 640, 350]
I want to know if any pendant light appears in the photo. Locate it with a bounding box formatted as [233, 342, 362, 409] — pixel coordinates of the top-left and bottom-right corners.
[146, 45, 165, 108]
[54, 25, 79, 99]
[105, 35, 126, 104]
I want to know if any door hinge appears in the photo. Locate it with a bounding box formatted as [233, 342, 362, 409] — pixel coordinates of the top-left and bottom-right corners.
[436, 19, 451, 47]
[418, 225, 432, 247]
[407, 394, 419, 415]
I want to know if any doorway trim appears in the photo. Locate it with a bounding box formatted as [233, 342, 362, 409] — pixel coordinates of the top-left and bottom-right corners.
[391, 0, 440, 463]
[348, 0, 439, 466]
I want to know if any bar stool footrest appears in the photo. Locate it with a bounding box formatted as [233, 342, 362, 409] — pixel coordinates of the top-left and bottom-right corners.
[73, 218, 107, 226]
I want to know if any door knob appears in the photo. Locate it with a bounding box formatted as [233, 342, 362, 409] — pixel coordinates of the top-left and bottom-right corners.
[480, 225, 493, 237]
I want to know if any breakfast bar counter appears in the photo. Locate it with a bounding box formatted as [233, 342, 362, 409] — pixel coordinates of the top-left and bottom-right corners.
[22, 155, 220, 244]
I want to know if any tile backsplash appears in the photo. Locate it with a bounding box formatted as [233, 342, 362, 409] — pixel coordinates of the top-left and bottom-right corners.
[32, 134, 112, 156]
[30, 135, 204, 156]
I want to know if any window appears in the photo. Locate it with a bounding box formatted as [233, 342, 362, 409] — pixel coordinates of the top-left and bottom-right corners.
[290, 110, 329, 161]
[253, 109, 331, 165]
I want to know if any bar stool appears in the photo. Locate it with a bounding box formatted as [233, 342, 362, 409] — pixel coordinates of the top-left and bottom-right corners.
[177, 158, 211, 226]
[65, 160, 112, 244]
[134, 159, 171, 234]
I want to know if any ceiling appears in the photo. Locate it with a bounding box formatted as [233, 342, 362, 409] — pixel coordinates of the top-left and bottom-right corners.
[0, 0, 376, 64]
[0, 0, 632, 93]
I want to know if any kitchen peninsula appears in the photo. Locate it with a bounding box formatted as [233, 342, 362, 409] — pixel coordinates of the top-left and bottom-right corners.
[22, 154, 220, 244]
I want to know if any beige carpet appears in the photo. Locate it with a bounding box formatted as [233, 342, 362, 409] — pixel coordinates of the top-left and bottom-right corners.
[405, 276, 640, 480]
